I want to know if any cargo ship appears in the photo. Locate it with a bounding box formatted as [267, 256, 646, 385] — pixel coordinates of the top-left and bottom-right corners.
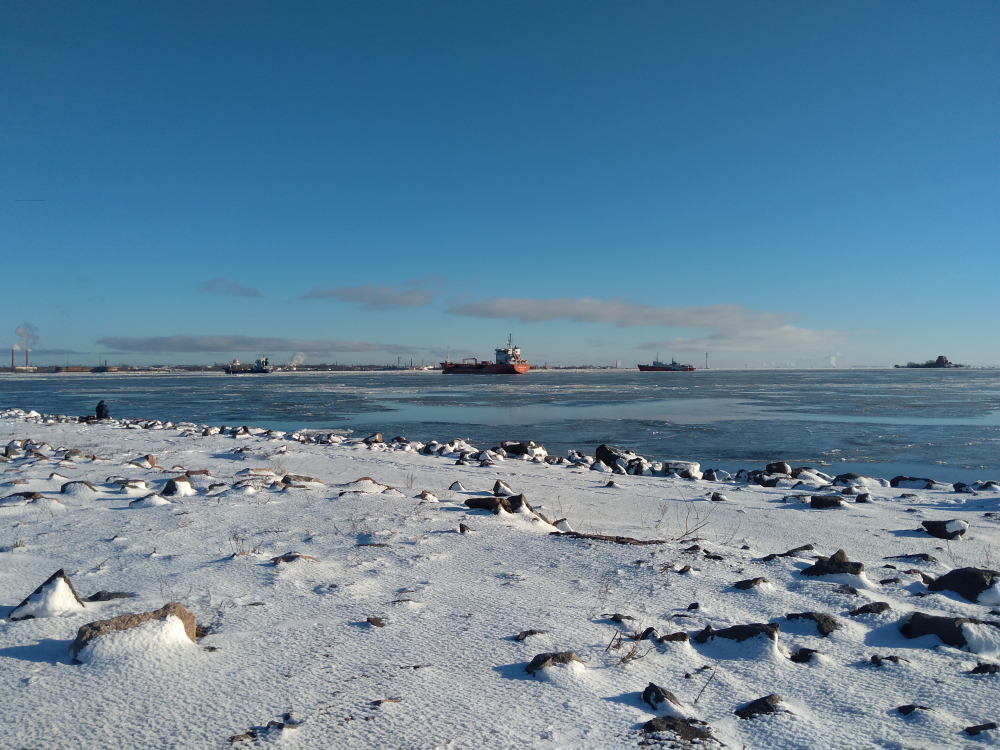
[637, 356, 696, 372]
[441, 335, 531, 374]
[895, 355, 966, 369]
[225, 356, 272, 374]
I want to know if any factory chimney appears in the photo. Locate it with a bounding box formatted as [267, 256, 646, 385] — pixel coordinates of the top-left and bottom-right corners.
[11, 349, 13, 369]
[26, 350, 30, 368]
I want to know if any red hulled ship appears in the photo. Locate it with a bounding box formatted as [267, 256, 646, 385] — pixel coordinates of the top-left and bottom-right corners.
[441, 335, 531, 374]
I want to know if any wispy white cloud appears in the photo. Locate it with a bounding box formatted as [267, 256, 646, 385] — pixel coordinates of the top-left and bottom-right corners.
[302, 278, 444, 310]
[446, 297, 785, 330]
[639, 326, 842, 353]
[198, 277, 262, 298]
[29, 348, 86, 356]
[96, 335, 418, 355]
[447, 296, 840, 352]
[427, 347, 476, 360]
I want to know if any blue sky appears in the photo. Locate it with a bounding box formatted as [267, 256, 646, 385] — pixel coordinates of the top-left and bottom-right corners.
[2, 1, 997, 367]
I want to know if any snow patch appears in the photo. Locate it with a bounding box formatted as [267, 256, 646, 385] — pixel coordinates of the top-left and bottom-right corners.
[979, 582, 1000, 606]
[129, 494, 172, 508]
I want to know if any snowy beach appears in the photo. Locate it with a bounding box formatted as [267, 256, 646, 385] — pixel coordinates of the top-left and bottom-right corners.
[1, 407, 999, 749]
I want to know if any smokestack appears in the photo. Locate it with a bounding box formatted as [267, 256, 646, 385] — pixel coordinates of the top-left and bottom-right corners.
[26, 350, 29, 368]
[11, 349, 13, 369]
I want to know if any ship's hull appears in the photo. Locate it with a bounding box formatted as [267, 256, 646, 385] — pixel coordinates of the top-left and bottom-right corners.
[637, 364, 695, 372]
[441, 362, 530, 374]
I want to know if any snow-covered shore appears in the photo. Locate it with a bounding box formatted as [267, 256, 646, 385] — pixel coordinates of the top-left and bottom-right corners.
[1, 407, 998, 749]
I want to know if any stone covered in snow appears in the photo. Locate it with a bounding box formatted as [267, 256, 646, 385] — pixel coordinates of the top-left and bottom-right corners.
[10, 570, 86, 620]
[69, 602, 197, 660]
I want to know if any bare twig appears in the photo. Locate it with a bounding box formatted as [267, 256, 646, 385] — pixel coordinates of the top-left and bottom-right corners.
[694, 664, 718, 704]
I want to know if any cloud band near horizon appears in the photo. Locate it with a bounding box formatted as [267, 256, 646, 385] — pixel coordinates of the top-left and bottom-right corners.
[446, 297, 840, 351]
[96, 335, 419, 355]
[302, 279, 442, 309]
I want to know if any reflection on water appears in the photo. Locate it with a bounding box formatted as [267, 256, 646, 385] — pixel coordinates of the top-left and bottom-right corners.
[2, 369, 999, 482]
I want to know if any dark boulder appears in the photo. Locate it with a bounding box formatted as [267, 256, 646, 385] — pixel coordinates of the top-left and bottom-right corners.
[641, 716, 713, 741]
[595, 444, 636, 469]
[710, 491, 727, 502]
[507, 494, 534, 514]
[790, 648, 819, 663]
[786, 612, 841, 637]
[658, 632, 690, 643]
[921, 519, 968, 540]
[885, 552, 938, 563]
[966, 723, 998, 736]
[735, 694, 782, 720]
[811, 495, 846, 509]
[899, 612, 991, 648]
[61, 480, 98, 494]
[927, 567, 999, 602]
[162, 476, 195, 496]
[733, 577, 769, 590]
[762, 543, 815, 561]
[525, 651, 583, 674]
[500, 440, 530, 456]
[85, 591, 135, 602]
[801, 550, 865, 577]
[694, 623, 778, 644]
[502, 440, 544, 457]
[282, 474, 323, 485]
[870, 654, 906, 666]
[363, 433, 383, 445]
[897, 704, 929, 716]
[971, 662, 998, 675]
[833, 472, 869, 486]
[890, 476, 935, 489]
[514, 629, 545, 641]
[850, 602, 892, 616]
[607, 613, 635, 624]
[766, 461, 792, 475]
[492, 479, 515, 497]
[465, 497, 512, 514]
[641, 682, 681, 711]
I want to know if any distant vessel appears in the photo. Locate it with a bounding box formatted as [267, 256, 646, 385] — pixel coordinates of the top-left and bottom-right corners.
[441, 335, 531, 374]
[896, 355, 965, 369]
[638, 355, 696, 372]
[226, 356, 272, 374]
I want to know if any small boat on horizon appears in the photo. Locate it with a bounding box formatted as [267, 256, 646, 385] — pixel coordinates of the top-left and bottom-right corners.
[637, 355, 696, 372]
[441, 335, 531, 374]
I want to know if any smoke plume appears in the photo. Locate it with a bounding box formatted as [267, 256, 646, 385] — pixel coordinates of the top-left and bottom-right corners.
[13, 323, 39, 351]
[289, 352, 307, 366]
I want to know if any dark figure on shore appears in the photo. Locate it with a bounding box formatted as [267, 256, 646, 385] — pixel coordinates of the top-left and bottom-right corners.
[95, 400, 110, 420]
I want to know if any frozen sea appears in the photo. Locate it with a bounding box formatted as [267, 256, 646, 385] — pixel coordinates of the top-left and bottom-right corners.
[2, 368, 999, 483]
